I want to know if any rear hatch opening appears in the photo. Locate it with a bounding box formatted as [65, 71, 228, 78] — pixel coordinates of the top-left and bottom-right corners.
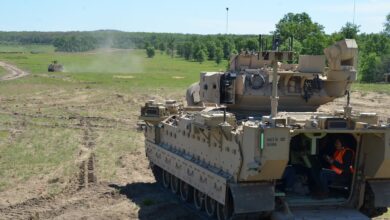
[277, 133, 358, 206]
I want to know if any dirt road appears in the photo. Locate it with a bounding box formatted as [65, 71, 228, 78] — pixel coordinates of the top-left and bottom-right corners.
[0, 61, 29, 81]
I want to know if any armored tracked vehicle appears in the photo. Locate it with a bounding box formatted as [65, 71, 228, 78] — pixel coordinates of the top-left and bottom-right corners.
[140, 38, 390, 219]
[48, 60, 63, 72]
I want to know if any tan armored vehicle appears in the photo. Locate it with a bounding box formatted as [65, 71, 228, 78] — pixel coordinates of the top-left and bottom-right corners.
[48, 60, 63, 72]
[187, 38, 358, 113]
[140, 39, 390, 219]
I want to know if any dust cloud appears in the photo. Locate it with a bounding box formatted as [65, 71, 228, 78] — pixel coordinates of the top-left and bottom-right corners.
[64, 37, 144, 74]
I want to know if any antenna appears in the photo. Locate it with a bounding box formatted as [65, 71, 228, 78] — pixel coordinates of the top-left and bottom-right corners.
[353, 0, 356, 24]
[226, 7, 229, 34]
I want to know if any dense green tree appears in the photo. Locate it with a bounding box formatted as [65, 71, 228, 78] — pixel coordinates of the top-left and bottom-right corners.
[384, 13, 390, 35]
[183, 41, 194, 60]
[158, 42, 166, 51]
[205, 41, 217, 60]
[146, 46, 155, 58]
[245, 38, 258, 51]
[193, 42, 208, 61]
[359, 33, 390, 56]
[302, 32, 328, 55]
[340, 22, 360, 39]
[176, 43, 184, 57]
[275, 12, 324, 42]
[234, 37, 246, 52]
[53, 35, 97, 52]
[359, 53, 381, 82]
[222, 39, 235, 59]
[380, 55, 390, 74]
[167, 37, 175, 58]
[215, 47, 224, 64]
[196, 49, 207, 63]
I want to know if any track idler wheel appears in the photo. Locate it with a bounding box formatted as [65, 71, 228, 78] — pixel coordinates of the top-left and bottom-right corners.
[162, 169, 170, 189]
[193, 189, 205, 211]
[180, 181, 193, 202]
[217, 191, 233, 220]
[170, 175, 180, 194]
[205, 196, 217, 217]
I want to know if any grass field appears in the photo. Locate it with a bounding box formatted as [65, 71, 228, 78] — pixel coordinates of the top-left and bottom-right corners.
[0, 45, 227, 194]
[0, 44, 389, 218]
[0, 46, 227, 87]
[0, 44, 55, 53]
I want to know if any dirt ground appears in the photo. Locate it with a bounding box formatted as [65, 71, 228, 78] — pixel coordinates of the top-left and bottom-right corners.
[0, 64, 389, 219]
[0, 72, 201, 219]
[319, 91, 390, 123]
[0, 146, 200, 220]
[0, 61, 29, 81]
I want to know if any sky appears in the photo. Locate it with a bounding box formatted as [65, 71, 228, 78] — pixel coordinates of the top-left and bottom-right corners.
[0, 0, 389, 34]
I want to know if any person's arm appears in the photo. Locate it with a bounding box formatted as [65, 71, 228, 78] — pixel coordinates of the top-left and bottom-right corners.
[332, 151, 353, 172]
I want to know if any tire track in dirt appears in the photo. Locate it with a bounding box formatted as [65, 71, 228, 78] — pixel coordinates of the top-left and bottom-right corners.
[77, 118, 97, 190]
[0, 118, 101, 220]
[0, 61, 29, 81]
[0, 183, 129, 220]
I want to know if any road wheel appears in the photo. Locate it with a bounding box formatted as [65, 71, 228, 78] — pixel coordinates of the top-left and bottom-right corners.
[205, 196, 217, 217]
[193, 189, 205, 211]
[180, 181, 193, 202]
[162, 170, 170, 189]
[170, 175, 180, 194]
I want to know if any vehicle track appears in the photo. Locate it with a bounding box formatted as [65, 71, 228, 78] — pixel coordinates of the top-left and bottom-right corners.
[0, 61, 29, 81]
[77, 118, 97, 189]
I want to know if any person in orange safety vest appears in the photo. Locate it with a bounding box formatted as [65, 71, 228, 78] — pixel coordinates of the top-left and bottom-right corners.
[318, 138, 355, 197]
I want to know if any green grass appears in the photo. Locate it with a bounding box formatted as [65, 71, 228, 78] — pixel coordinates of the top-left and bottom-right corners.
[0, 66, 5, 78]
[351, 83, 390, 94]
[94, 129, 142, 180]
[0, 49, 227, 94]
[0, 44, 55, 53]
[0, 124, 79, 191]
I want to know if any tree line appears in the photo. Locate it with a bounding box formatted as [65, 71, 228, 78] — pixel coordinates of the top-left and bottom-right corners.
[0, 12, 389, 82]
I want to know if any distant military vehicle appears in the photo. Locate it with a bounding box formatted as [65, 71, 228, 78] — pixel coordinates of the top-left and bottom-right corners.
[139, 38, 390, 219]
[48, 60, 63, 72]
